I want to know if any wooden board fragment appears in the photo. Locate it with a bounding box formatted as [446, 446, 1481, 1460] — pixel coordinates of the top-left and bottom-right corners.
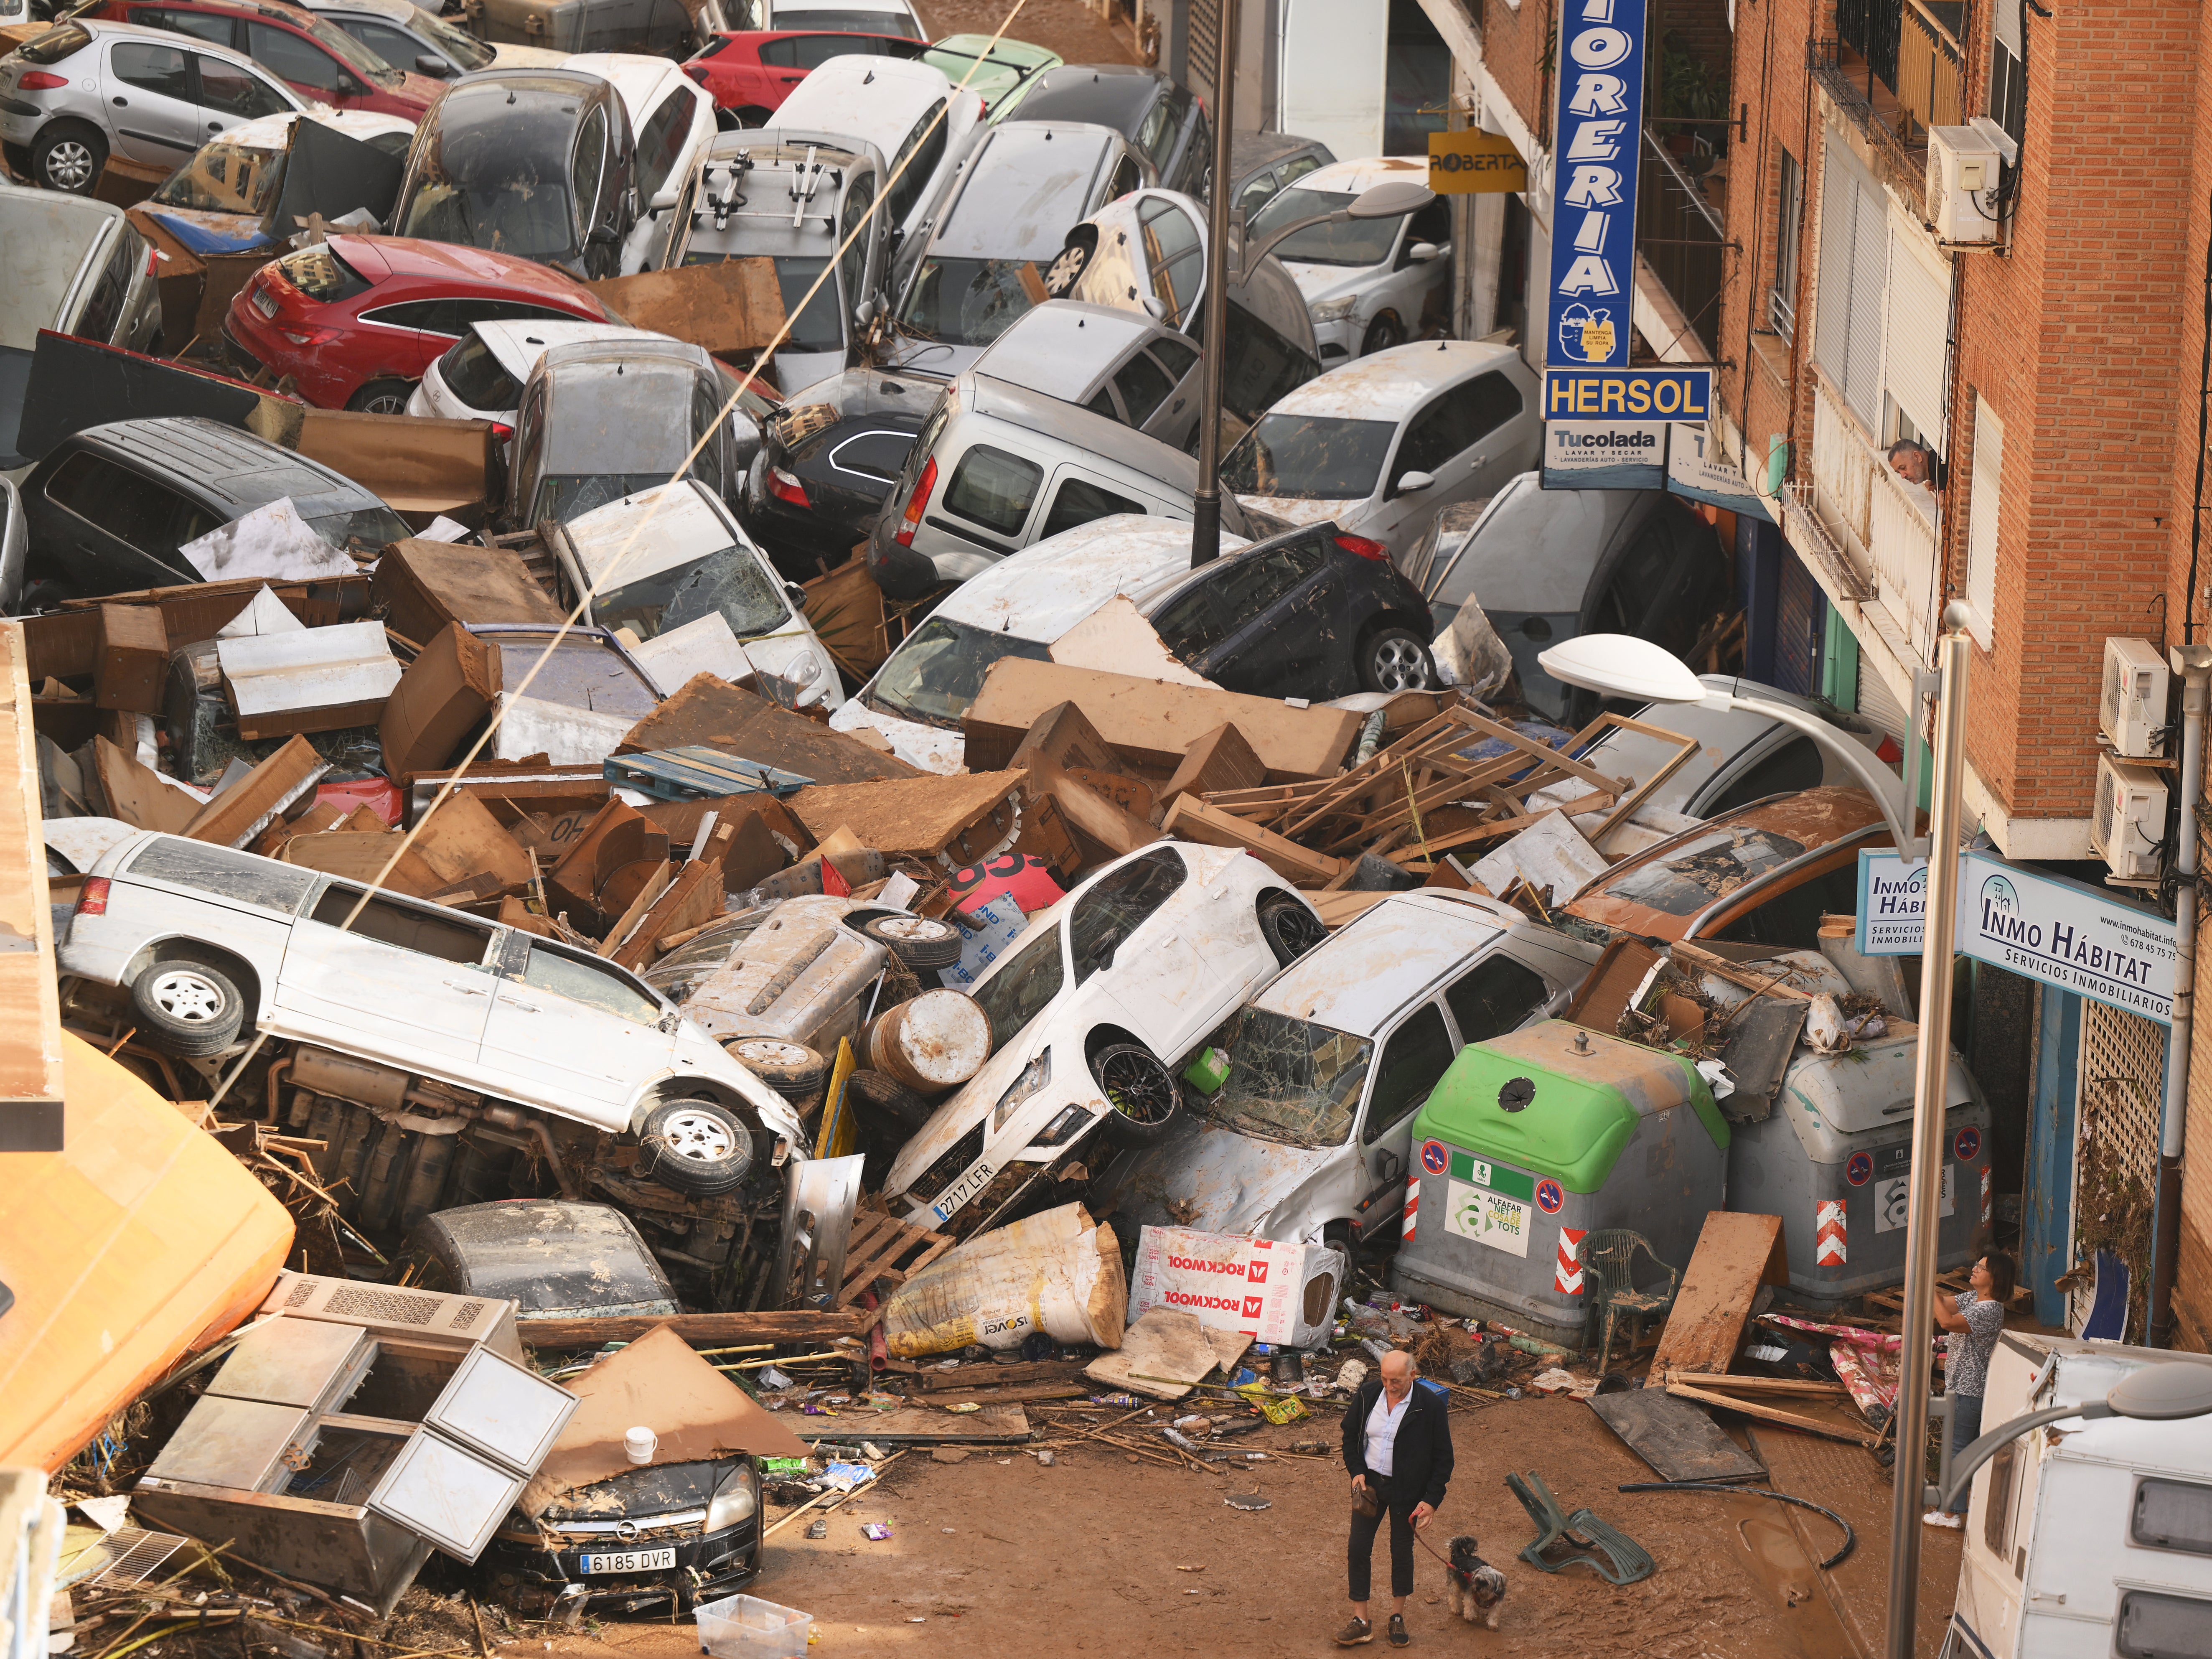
[411, 791, 535, 894]
[1663, 1382, 1881, 1447]
[1585, 1386, 1766, 1483]
[785, 770, 1025, 858]
[788, 1405, 1031, 1444]
[584, 257, 785, 354]
[182, 734, 328, 848]
[1650, 1212, 1790, 1382]
[1161, 794, 1345, 885]
[618, 673, 917, 785]
[95, 605, 168, 713]
[1030, 762, 1160, 868]
[516, 1310, 867, 1348]
[90, 735, 198, 833]
[1008, 700, 1123, 777]
[1159, 721, 1265, 812]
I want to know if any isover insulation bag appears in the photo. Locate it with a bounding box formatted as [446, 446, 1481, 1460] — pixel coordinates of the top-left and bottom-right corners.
[882, 1203, 1126, 1357]
[1126, 1225, 1348, 1350]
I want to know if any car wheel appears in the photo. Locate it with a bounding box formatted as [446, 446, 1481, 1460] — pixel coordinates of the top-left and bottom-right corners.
[1359, 626, 1437, 693]
[638, 1097, 754, 1195]
[1042, 236, 1093, 298]
[1360, 314, 1405, 357]
[1257, 895, 1328, 966]
[858, 914, 963, 969]
[33, 122, 104, 194]
[722, 1036, 827, 1100]
[130, 961, 245, 1057]
[843, 1068, 933, 1133]
[347, 378, 415, 416]
[1092, 1043, 1182, 1148]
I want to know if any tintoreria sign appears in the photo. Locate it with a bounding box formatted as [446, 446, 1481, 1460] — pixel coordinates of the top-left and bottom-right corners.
[1856, 850, 2176, 1023]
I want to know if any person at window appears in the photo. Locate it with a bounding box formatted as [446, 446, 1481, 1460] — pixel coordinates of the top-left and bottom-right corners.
[1923, 1249, 2016, 1530]
[1338, 1348, 1453, 1647]
[1887, 438, 1944, 491]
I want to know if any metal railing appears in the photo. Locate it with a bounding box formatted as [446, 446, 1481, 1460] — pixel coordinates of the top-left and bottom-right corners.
[1809, 37, 1927, 207]
[1637, 127, 1728, 360]
[1897, 0, 1965, 138]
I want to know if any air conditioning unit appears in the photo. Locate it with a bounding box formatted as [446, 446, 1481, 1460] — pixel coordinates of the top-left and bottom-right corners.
[1928, 126, 2001, 243]
[2090, 754, 2169, 880]
[2100, 636, 2170, 757]
[258, 1270, 524, 1361]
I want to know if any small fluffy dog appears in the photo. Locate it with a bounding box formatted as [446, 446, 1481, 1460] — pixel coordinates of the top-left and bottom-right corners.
[1444, 1535, 1508, 1630]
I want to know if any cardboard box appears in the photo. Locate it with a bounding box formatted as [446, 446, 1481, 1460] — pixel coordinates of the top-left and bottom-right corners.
[373, 539, 564, 647]
[379, 623, 502, 779]
[251, 407, 502, 526]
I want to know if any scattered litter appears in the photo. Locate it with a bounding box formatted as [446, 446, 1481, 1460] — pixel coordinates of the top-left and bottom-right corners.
[1223, 1493, 1271, 1511]
[861, 1523, 893, 1541]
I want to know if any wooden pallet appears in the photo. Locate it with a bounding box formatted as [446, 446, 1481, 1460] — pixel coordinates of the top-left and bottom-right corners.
[836, 1209, 954, 1308]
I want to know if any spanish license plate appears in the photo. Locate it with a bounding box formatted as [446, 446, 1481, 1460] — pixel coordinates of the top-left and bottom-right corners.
[579, 1547, 675, 1575]
[251, 288, 277, 318]
[931, 1159, 995, 1225]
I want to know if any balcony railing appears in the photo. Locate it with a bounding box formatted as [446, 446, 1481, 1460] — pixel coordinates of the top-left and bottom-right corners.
[1801, 377, 1943, 650]
[1897, 0, 1965, 134]
[1637, 127, 1728, 360]
[1867, 459, 1942, 662]
[1809, 37, 1927, 207]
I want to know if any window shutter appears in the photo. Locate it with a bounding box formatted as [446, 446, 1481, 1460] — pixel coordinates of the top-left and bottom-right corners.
[1994, 0, 2021, 58]
[1845, 178, 1887, 427]
[1816, 135, 1888, 428]
[1884, 226, 1951, 448]
[1814, 135, 1859, 401]
[1965, 394, 2002, 649]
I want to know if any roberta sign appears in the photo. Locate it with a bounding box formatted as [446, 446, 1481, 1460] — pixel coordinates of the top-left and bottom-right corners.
[1856, 849, 2176, 1023]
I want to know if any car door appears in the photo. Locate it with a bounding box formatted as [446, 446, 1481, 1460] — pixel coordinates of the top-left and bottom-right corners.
[192, 51, 293, 142]
[918, 438, 1042, 578]
[1161, 537, 1332, 698]
[1034, 470, 1149, 542]
[1350, 1000, 1456, 1239]
[1065, 847, 1213, 1062]
[273, 880, 501, 1066]
[1372, 373, 1511, 548]
[101, 38, 204, 164]
[479, 933, 679, 1124]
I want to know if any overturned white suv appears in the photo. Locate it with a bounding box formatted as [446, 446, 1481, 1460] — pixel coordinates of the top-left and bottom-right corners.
[60, 832, 806, 1203]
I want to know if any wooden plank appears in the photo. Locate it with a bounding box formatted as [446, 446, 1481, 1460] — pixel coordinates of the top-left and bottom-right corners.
[1158, 722, 1266, 811]
[1667, 1375, 1848, 1395]
[1384, 791, 1617, 862]
[1663, 1383, 1881, 1447]
[619, 673, 918, 784]
[182, 733, 328, 848]
[1008, 700, 1123, 777]
[1650, 1211, 1791, 1380]
[913, 1360, 1091, 1392]
[1669, 940, 1815, 1001]
[1585, 1387, 1767, 1483]
[0, 622, 64, 1129]
[95, 605, 168, 713]
[790, 1405, 1030, 1444]
[787, 770, 1025, 858]
[924, 1383, 1090, 1406]
[1162, 794, 1345, 885]
[1584, 714, 1703, 841]
[516, 1310, 868, 1348]
[584, 257, 785, 354]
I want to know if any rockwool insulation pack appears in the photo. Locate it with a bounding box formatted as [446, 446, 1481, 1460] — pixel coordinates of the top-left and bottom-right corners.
[1127, 1226, 1349, 1350]
[882, 1203, 1125, 1357]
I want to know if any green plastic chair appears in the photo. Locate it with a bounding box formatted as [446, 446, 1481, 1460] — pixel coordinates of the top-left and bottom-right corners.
[1579, 1229, 1683, 1372]
[1506, 1472, 1656, 1585]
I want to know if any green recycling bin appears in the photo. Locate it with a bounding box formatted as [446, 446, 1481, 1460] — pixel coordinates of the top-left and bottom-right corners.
[1390, 1020, 1731, 1349]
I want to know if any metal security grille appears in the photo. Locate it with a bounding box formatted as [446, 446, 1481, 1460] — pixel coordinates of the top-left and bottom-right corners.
[1186, 0, 1221, 107]
[2073, 1000, 2167, 1338]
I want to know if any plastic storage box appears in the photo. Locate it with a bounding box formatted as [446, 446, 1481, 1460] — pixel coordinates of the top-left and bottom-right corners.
[695, 1593, 809, 1659]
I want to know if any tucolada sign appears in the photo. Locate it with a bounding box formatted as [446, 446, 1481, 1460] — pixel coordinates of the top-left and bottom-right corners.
[1856, 850, 2176, 1023]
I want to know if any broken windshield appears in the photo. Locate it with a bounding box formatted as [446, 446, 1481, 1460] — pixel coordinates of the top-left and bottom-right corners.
[866, 617, 1053, 727]
[594, 543, 791, 644]
[968, 921, 1064, 1046]
[1603, 827, 1810, 917]
[1196, 1007, 1371, 1147]
[900, 258, 1042, 347]
[1221, 412, 1394, 500]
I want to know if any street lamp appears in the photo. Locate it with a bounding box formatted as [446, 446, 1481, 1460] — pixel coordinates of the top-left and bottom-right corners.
[1535, 633, 1917, 852]
[1186, 98, 1439, 567]
[1937, 1361, 2212, 1511]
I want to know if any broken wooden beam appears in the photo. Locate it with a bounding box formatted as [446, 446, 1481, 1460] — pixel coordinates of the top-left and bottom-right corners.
[1663, 1382, 1881, 1447]
[1162, 794, 1347, 885]
[516, 1310, 869, 1348]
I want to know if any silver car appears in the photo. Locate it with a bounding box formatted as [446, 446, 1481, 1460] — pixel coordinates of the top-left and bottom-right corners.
[1090, 891, 1598, 1248]
[0, 19, 305, 193]
[59, 830, 806, 1191]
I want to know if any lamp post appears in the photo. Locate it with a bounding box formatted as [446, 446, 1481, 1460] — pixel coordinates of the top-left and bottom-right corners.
[1187, 137, 1437, 562]
[1533, 633, 1917, 852]
[1545, 612, 1974, 1659]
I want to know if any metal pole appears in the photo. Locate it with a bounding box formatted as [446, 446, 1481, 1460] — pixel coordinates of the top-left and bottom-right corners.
[1188, 0, 1238, 568]
[2151, 645, 2212, 1346]
[1886, 600, 1973, 1659]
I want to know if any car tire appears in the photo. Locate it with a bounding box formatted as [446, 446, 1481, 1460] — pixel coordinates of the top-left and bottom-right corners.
[1091, 1043, 1182, 1149]
[33, 122, 104, 194]
[347, 378, 415, 416]
[1257, 895, 1328, 966]
[1358, 626, 1437, 693]
[1042, 234, 1094, 298]
[722, 1036, 828, 1100]
[130, 960, 245, 1057]
[843, 1068, 933, 1133]
[637, 1097, 755, 1195]
[1360, 314, 1405, 357]
[857, 914, 963, 969]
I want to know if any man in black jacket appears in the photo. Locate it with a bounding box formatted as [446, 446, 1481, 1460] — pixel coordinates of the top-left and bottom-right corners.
[1338, 1349, 1454, 1646]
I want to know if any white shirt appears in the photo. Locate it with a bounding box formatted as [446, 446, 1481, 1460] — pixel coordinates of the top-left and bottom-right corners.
[1364, 1387, 1414, 1478]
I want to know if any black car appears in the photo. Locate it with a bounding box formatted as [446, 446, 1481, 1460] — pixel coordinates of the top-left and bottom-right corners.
[1003, 63, 1211, 197]
[1228, 129, 1335, 222]
[744, 393, 925, 578]
[1145, 520, 1440, 696]
[389, 69, 637, 281]
[20, 415, 410, 603]
[403, 1200, 766, 1618]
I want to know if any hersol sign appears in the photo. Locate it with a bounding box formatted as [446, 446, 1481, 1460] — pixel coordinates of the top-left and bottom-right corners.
[1856, 850, 2176, 1023]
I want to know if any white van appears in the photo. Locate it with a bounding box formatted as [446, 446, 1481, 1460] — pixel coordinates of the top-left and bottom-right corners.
[1947, 1334, 2212, 1658]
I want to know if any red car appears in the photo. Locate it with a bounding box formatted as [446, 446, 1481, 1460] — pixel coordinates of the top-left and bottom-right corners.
[92, 0, 444, 118]
[682, 30, 921, 125]
[222, 234, 613, 412]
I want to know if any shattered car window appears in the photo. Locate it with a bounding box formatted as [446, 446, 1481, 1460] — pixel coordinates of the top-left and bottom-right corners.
[1198, 1007, 1371, 1147]
[305, 504, 412, 557]
[1221, 413, 1395, 500]
[595, 544, 790, 644]
[1068, 847, 1185, 985]
[968, 921, 1064, 1046]
[533, 472, 681, 525]
[153, 139, 287, 216]
[403, 173, 575, 263]
[900, 258, 1042, 347]
[1250, 186, 1401, 267]
[866, 617, 1053, 728]
[1603, 827, 1810, 917]
[127, 837, 317, 911]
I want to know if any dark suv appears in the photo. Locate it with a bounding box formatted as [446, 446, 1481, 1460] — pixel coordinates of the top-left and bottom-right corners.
[20, 415, 409, 601]
[1002, 63, 1210, 196]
